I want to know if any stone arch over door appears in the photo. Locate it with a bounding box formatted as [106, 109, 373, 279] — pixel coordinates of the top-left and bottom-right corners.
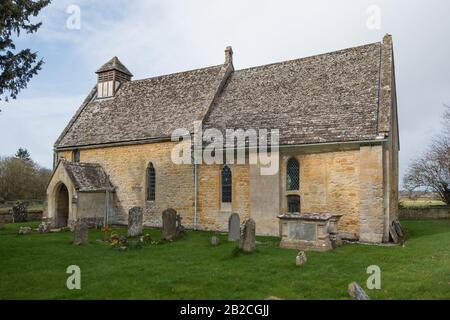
[55, 183, 69, 227]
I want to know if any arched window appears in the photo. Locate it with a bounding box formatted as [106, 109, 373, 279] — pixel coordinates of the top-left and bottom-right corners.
[147, 163, 155, 201]
[221, 165, 232, 203]
[286, 158, 299, 191]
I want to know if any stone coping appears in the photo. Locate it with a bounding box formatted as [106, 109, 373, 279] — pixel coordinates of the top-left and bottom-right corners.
[277, 212, 333, 221]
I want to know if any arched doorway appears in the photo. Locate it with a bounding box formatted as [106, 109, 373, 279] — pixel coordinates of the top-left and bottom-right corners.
[56, 184, 69, 227]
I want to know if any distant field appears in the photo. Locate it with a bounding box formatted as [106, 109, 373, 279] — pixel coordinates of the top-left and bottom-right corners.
[399, 199, 447, 208]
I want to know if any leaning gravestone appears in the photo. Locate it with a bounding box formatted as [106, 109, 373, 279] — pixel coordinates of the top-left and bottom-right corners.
[348, 282, 370, 300]
[240, 218, 256, 252]
[228, 213, 240, 241]
[175, 214, 185, 235]
[128, 206, 143, 237]
[73, 221, 88, 245]
[162, 208, 177, 240]
[393, 220, 405, 241]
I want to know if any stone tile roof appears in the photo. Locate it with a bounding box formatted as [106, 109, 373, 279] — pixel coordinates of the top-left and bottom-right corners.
[62, 162, 113, 192]
[96, 56, 133, 76]
[56, 39, 393, 149]
[57, 65, 223, 148]
[204, 43, 382, 145]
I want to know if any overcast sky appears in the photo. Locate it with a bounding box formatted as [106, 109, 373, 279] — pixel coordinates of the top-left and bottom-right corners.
[0, 0, 449, 186]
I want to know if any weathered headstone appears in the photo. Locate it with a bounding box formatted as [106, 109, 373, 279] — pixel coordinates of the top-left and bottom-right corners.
[176, 214, 185, 235]
[348, 282, 370, 300]
[128, 206, 143, 237]
[240, 218, 256, 252]
[12, 202, 28, 222]
[0, 221, 4, 230]
[211, 235, 220, 246]
[228, 213, 240, 241]
[18, 226, 32, 235]
[73, 221, 88, 245]
[162, 208, 177, 240]
[38, 222, 51, 233]
[393, 220, 405, 239]
[389, 225, 399, 243]
[296, 251, 307, 267]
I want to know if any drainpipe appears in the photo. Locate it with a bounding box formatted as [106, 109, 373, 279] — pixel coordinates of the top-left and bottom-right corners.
[194, 163, 198, 230]
[104, 189, 109, 227]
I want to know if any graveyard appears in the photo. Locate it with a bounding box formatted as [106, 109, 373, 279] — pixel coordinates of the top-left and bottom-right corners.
[0, 219, 449, 299]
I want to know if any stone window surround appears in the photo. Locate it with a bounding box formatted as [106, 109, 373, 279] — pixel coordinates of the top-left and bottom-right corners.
[283, 155, 302, 212]
[220, 164, 232, 212]
[145, 161, 156, 202]
[286, 157, 300, 191]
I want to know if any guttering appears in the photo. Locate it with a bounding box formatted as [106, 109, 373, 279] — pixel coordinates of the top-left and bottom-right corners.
[196, 138, 388, 153]
[54, 135, 173, 151]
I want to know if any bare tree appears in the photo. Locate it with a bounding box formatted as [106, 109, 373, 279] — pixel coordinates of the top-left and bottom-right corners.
[403, 105, 450, 205]
[0, 156, 51, 201]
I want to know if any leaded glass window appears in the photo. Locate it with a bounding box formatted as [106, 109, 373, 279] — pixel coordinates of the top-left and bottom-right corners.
[147, 163, 155, 201]
[221, 165, 232, 203]
[286, 158, 299, 190]
[287, 195, 301, 213]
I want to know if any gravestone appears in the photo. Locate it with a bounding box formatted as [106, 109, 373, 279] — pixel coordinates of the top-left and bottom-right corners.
[348, 282, 370, 300]
[176, 214, 185, 235]
[0, 221, 4, 230]
[12, 202, 28, 222]
[393, 220, 405, 241]
[240, 218, 256, 253]
[128, 206, 143, 237]
[228, 213, 240, 241]
[296, 251, 307, 267]
[162, 208, 177, 240]
[389, 225, 399, 243]
[73, 221, 88, 245]
[18, 226, 32, 235]
[211, 235, 220, 246]
[38, 222, 51, 233]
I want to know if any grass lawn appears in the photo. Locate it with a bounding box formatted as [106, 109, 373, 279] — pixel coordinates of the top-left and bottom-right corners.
[0, 220, 449, 300]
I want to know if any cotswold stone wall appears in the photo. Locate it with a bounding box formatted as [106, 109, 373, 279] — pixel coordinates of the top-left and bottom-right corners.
[359, 145, 385, 243]
[0, 210, 43, 224]
[280, 148, 361, 239]
[57, 141, 391, 241]
[72, 142, 195, 227]
[399, 207, 450, 219]
[197, 164, 250, 232]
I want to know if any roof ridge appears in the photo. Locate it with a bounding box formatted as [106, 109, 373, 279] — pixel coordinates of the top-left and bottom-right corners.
[234, 42, 381, 73]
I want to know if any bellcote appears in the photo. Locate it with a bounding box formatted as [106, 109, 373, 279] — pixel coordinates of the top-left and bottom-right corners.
[95, 56, 133, 98]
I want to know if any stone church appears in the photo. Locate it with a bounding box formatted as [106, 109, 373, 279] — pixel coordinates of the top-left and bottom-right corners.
[45, 34, 399, 244]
